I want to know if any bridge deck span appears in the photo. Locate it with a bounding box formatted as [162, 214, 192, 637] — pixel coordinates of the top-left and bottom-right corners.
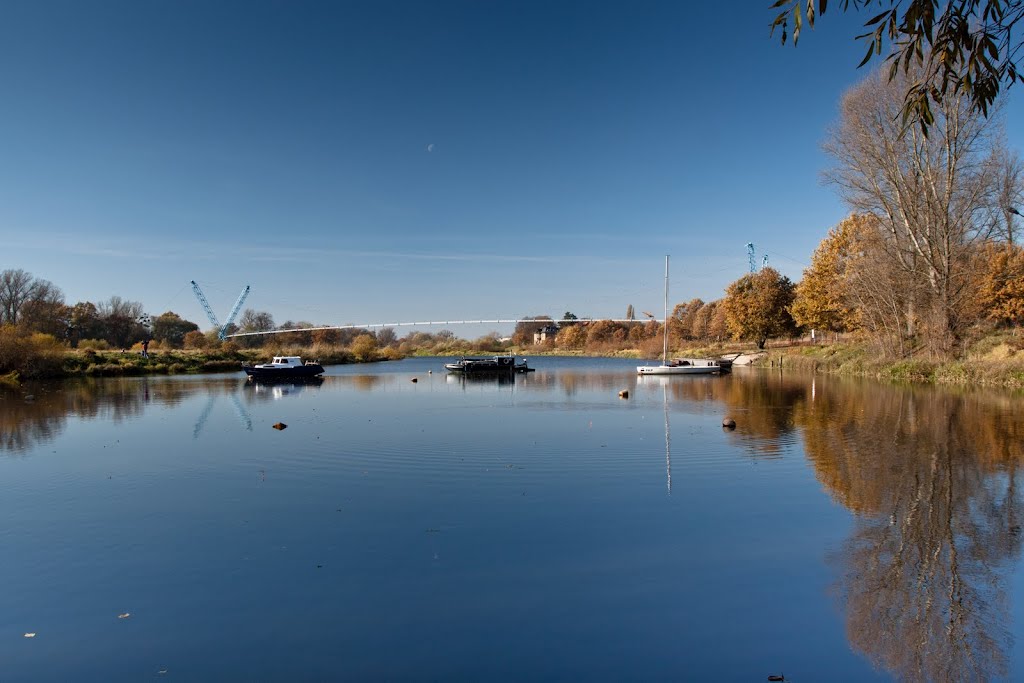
[226, 318, 647, 338]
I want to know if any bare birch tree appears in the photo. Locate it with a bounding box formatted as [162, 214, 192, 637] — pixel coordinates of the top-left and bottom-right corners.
[987, 145, 1024, 244]
[824, 65, 1003, 355]
[844, 219, 924, 357]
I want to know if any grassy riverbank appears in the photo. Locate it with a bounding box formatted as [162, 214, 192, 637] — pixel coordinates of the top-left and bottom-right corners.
[0, 346, 400, 383]
[6, 329, 1024, 388]
[60, 348, 260, 377]
[724, 333, 1024, 389]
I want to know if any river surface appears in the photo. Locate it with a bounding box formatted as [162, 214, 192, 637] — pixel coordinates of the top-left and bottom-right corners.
[2, 356, 1024, 682]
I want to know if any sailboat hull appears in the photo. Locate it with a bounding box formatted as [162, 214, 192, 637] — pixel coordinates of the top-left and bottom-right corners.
[637, 359, 720, 375]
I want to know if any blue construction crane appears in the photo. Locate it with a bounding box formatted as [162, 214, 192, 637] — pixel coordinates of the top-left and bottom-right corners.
[191, 281, 251, 340]
[745, 243, 769, 273]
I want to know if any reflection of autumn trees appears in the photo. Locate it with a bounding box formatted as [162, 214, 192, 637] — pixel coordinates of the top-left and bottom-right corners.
[658, 371, 1024, 680]
[338, 375, 383, 391]
[1, 378, 241, 453]
[664, 373, 809, 459]
[795, 382, 1024, 682]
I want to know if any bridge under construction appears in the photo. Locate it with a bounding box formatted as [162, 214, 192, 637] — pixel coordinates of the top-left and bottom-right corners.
[225, 318, 649, 339]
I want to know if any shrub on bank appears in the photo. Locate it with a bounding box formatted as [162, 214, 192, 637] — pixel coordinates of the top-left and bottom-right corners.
[202, 360, 241, 372]
[0, 326, 66, 378]
[78, 338, 111, 350]
[85, 363, 125, 376]
[881, 360, 937, 383]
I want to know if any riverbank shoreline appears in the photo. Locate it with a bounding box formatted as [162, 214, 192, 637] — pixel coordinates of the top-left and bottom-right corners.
[5, 334, 1024, 389]
[414, 338, 1024, 389]
[1, 348, 380, 384]
[730, 338, 1024, 390]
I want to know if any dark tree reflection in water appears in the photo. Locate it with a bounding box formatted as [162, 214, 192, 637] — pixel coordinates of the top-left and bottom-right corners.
[797, 383, 1024, 682]
[0, 377, 240, 454]
[670, 372, 1024, 680]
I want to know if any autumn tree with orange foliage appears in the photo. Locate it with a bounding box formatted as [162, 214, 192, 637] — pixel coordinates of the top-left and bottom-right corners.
[791, 216, 863, 336]
[585, 319, 630, 348]
[723, 268, 797, 349]
[555, 323, 587, 350]
[977, 243, 1024, 327]
[182, 330, 208, 349]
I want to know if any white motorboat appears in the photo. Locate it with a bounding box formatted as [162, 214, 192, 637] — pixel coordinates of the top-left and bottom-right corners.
[243, 356, 324, 380]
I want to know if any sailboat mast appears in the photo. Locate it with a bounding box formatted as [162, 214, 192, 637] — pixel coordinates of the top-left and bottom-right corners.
[663, 255, 669, 364]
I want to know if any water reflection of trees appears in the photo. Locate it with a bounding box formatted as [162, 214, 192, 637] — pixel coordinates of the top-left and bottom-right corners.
[0, 378, 241, 454]
[651, 371, 1024, 680]
[336, 375, 383, 391]
[794, 382, 1024, 682]
[650, 372, 808, 459]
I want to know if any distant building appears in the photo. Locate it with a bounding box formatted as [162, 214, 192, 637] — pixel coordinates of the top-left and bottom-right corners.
[533, 324, 559, 344]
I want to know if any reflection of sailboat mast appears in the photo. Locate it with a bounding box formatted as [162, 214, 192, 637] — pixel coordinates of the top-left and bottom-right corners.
[664, 382, 671, 494]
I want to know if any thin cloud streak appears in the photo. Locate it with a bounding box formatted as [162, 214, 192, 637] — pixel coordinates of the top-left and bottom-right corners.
[1, 232, 551, 265]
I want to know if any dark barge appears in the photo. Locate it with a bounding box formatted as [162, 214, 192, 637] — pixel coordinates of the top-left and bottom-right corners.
[444, 356, 534, 374]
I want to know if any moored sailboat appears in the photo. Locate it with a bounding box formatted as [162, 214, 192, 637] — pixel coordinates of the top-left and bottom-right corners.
[637, 256, 722, 376]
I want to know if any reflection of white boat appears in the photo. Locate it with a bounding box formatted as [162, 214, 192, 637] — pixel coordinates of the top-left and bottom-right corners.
[247, 376, 324, 398]
[637, 256, 721, 376]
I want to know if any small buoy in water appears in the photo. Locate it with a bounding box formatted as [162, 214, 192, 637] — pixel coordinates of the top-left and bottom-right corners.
[618, 390, 629, 399]
[272, 422, 287, 430]
[411, 377, 418, 383]
[722, 418, 736, 429]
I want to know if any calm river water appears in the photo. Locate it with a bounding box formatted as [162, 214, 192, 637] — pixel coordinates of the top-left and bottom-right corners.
[2, 357, 1024, 681]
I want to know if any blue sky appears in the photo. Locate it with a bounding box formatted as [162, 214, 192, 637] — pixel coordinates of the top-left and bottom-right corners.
[2, 1, 1022, 335]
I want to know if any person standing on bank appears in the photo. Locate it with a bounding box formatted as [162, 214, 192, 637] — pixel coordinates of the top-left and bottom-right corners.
[142, 339, 150, 359]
